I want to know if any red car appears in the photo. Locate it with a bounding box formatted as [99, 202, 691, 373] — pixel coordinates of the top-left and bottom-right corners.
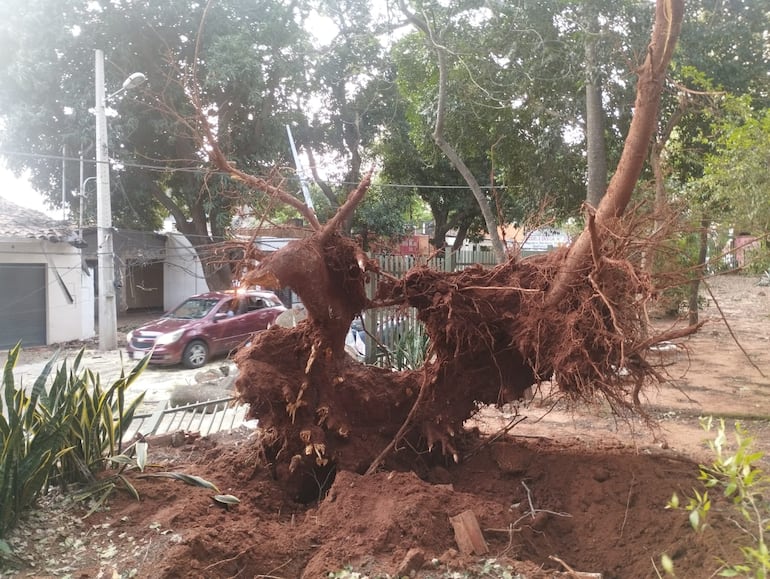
[126, 289, 286, 368]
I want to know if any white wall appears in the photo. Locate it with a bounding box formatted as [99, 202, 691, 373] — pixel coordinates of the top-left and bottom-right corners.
[0, 239, 91, 345]
[163, 233, 209, 310]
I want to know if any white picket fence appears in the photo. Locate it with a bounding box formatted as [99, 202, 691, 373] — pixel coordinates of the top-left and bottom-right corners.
[373, 248, 498, 275]
[123, 397, 249, 441]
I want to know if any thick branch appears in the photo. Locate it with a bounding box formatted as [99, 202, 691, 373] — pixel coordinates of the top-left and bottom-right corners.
[546, 0, 684, 307]
[205, 141, 322, 231]
[306, 148, 339, 208]
[399, 0, 507, 264]
[321, 170, 373, 242]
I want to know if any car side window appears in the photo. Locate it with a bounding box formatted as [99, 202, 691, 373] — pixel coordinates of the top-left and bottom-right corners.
[220, 299, 241, 317]
[247, 297, 267, 311]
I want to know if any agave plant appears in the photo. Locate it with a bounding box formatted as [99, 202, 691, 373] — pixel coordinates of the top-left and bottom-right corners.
[388, 323, 430, 371]
[47, 350, 148, 488]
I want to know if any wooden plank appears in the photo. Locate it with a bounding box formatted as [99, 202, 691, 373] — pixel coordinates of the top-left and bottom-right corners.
[449, 509, 488, 555]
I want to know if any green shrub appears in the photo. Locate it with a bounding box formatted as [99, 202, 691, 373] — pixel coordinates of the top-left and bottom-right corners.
[743, 245, 770, 275]
[0, 345, 71, 538]
[0, 345, 148, 539]
[664, 417, 770, 577]
[389, 324, 429, 371]
[46, 349, 147, 488]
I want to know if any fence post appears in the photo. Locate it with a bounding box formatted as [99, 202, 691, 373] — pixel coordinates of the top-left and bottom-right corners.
[445, 248, 455, 272]
[364, 267, 377, 364]
[144, 400, 168, 436]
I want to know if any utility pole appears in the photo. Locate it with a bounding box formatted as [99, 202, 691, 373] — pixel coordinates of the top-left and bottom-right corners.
[94, 49, 117, 351]
[285, 125, 314, 211]
[93, 50, 146, 350]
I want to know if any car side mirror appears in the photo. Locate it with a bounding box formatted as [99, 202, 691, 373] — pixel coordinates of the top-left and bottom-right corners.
[214, 312, 228, 321]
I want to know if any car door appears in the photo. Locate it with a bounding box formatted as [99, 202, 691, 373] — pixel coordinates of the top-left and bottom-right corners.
[207, 298, 247, 354]
[238, 296, 278, 340]
[220, 296, 266, 352]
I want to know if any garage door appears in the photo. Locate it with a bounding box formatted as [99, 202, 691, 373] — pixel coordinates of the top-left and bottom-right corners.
[0, 264, 46, 349]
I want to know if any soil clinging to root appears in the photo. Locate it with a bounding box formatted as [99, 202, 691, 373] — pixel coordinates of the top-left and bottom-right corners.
[233, 228, 699, 499]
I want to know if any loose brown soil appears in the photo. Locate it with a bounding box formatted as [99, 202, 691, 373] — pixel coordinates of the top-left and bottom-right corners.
[3, 274, 770, 579]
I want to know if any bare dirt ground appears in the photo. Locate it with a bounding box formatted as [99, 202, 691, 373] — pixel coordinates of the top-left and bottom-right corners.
[2, 274, 770, 579]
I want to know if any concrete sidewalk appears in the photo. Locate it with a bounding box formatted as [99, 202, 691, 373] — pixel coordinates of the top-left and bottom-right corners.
[4, 344, 238, 415]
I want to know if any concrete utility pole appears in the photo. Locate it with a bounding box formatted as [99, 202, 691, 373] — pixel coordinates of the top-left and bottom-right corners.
[94, 49, 145, 350]
[94, 49, 117, 351]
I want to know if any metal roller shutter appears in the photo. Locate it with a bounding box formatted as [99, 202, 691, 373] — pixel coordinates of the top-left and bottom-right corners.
[0, 263, 46, 348]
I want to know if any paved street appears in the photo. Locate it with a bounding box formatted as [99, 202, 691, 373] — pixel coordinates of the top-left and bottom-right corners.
[4, 343, 239, 415]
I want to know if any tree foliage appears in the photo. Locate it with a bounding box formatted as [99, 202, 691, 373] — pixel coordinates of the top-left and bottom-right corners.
[702, 97, 770, 233]
[0, 0, 768, 286]
[0, 0, 315, 287]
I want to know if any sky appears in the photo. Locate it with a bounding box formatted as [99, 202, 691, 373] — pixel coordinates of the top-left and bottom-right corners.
[0, 162, 63, 219]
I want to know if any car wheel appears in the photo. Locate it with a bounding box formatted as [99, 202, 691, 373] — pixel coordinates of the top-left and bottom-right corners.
[182, 340, 208, 369]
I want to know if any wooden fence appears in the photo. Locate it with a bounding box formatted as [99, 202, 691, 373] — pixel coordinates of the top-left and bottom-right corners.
[373, 248, 498, 276]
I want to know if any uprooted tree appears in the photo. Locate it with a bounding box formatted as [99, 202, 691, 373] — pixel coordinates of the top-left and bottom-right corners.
[196, 0, 693, 500]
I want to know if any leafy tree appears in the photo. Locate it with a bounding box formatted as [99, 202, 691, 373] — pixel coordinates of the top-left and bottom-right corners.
[349, 183, 416, 252]
[377, 102, 487, 251]
[645, 0, 769, 319]
[0, 0, 358, 289]
[296, 0, 399, 228]
[382, 0, 647, 253]
[661, 0, 770, 188]
[701, 97, 770, 234]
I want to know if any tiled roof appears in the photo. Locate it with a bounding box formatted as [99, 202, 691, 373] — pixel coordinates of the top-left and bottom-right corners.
[0, 197, 78, 243]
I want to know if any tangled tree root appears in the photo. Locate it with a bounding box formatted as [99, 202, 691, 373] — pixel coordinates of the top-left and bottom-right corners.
[233, 225, 701, 499]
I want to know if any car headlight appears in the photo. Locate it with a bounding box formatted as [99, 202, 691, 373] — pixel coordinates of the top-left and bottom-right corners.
[126, 330, 134, 342]
[155, 329, 184, 346]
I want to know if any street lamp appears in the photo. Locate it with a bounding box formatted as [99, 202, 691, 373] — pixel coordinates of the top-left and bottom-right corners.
[94, 49, 145, 350]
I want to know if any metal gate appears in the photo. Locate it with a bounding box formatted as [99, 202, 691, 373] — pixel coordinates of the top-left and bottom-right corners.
[0, 263, 46, 348]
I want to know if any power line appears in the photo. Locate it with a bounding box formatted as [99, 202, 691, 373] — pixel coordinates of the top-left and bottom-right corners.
[0, 148, 508, 191]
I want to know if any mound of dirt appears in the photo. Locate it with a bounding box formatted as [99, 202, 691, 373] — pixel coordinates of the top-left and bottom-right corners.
[0, 426, 746, 578]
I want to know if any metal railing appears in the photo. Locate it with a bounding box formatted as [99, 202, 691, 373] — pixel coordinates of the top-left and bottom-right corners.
[123, 397, 250, 441]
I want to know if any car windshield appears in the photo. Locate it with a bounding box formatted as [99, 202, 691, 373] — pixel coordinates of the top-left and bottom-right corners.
[166, 298, 221, 320]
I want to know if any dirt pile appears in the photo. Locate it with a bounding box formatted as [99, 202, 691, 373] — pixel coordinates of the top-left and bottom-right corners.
[3, 429, 743, 578]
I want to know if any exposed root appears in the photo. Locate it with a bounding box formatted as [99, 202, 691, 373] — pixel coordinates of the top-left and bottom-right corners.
[232, 209, 701, 491]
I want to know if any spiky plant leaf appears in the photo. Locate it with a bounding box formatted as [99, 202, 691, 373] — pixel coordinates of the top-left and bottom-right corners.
[138, 472, 221, 493]
[213, 494, 240, 505]
[135, 441, 148, 472]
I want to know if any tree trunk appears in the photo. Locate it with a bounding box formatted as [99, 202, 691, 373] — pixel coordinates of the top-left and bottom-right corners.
[432, 46, 506, 263]
[150, 187, 233, 291]
[643, 91, 688, 274]
[585, 10, 608, 208]
[399, 1, 507, 264]
[689, 218, 710, 325]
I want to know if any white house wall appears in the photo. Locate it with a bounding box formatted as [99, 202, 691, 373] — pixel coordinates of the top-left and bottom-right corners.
[0, 239, 92, 345]
[163, 233, 209, 310]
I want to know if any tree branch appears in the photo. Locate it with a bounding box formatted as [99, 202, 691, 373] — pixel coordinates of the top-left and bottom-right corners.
[399, 0, 507, 263]
[321, 169, 374, 242]
[546, 0, 685, 307]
